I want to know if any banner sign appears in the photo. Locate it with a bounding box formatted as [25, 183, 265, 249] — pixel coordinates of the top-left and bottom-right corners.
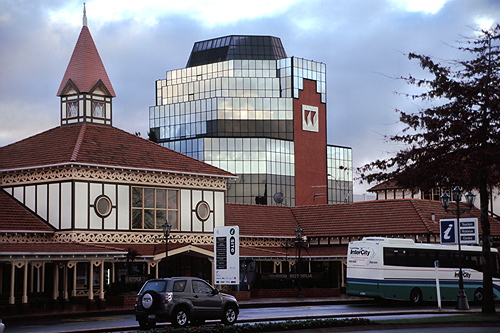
[214, 226, 239, 285]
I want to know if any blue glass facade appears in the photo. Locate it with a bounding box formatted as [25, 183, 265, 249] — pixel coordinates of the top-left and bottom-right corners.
[149, 35, 352, 206]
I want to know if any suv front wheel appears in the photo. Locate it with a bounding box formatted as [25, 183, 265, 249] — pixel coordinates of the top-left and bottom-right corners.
[222, 305, 238, 325]
[172, 307, 189, 328]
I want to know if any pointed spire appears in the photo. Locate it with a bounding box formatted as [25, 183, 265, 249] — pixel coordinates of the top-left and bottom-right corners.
[83, 3, 87, 27]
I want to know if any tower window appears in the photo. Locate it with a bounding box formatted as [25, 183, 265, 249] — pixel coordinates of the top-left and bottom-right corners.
[67, 102, 78, 117]
[92, 102, 104, 117]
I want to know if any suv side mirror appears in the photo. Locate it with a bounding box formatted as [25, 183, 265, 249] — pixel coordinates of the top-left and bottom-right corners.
[212, 288, 219, 295]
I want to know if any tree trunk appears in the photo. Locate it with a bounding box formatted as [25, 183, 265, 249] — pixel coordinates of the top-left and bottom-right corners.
[480, 174, 495, 313]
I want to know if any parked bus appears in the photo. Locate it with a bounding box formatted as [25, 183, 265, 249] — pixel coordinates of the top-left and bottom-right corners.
[346, 237, 500, 304]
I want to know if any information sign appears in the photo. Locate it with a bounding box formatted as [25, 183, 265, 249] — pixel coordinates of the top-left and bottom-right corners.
[440, 218, 478, 245]
[214, 226, 239, 285]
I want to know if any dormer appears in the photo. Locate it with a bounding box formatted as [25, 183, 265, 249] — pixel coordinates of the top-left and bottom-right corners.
[57, 5, 115, 126]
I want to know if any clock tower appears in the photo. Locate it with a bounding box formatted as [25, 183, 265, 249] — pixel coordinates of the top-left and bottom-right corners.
[57, 5, 115, 126]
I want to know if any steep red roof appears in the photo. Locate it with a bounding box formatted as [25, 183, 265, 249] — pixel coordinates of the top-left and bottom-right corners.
[0, 190, 54, 232]
[0, 123, 234, 177]
[225, 203, 298, 237]
[57, 26, 115, 97]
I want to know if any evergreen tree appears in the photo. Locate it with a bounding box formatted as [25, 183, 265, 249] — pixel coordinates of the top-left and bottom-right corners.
[359, 25, 500, 313]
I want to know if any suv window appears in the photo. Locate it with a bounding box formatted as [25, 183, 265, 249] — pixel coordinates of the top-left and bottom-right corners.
[192, 280, 213, 294]
[143, 280, 167, 292]
[173, 280, 187, 292]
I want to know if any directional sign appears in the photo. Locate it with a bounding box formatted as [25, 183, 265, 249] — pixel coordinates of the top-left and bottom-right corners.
[214, 226, 239, 285]
[440, 218, 479, 245]
[459, 218, 479, 245]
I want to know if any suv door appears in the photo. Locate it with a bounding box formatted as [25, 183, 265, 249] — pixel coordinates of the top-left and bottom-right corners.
[190, 279, 222, 318]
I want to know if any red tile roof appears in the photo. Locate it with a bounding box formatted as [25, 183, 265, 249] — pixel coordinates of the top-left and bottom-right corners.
[225, 203, 298, 237]
[0, 123, 234, 177]
[367, 180, 400, 192]
[57, 26, 115, 97]
[226, 199, 500, 239]
[0, 190, 54, 232]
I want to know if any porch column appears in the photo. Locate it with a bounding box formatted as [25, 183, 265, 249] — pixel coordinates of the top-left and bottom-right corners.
[99, 260, 104, 300]
[67, 262, 77, 297]
[88, 261, 94, 301]
[9, 261, 15, 305]
[30, 262, 34, 293]
[41, 262, 45, 292]
[99, 260, 106, 310]
[111, 262, 115, 283]
[22, 261, 28, 304]
[87, 261, 96, 310]
[53, 264, 59, 301]
[33, 262, 43, 293]
[63, 264, 69, 301]
[155, 261, 159, 278]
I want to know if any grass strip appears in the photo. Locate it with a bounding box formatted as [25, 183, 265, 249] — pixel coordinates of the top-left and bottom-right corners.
[374, 313, 500, 325]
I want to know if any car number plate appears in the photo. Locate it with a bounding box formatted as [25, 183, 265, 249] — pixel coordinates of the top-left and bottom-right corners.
[148, 314, 156, 319]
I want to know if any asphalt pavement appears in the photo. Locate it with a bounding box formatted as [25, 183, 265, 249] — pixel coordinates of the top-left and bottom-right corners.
[2, 295, 500, 332]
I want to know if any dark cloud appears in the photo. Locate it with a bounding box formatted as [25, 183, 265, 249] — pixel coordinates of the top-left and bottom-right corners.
[1, 0, 499, 194]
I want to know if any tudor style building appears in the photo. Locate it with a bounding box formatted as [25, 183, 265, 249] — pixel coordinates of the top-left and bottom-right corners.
[0, 11, 235, 311]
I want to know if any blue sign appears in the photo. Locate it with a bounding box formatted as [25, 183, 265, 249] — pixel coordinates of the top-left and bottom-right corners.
[440, 219, 457, 244]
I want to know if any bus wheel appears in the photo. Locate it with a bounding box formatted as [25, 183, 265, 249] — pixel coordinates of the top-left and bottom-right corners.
[409, 288, 422, 305]
[474, 288, 484, 304]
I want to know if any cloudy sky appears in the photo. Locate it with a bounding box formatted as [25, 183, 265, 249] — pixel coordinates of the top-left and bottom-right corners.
[1, 0, 499, 195]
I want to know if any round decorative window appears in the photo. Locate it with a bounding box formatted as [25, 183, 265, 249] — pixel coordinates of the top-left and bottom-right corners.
[94, 195, 112, 218]
[196, 201, 210, 221]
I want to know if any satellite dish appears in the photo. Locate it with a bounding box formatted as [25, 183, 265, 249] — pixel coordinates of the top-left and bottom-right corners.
[273, 192, 284, 204]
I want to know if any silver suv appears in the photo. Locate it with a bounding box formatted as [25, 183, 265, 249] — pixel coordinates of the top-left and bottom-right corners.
[135, 277, 239, 329]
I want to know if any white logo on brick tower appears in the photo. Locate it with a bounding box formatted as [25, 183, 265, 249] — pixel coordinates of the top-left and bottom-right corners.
[302, 105, 319, 132]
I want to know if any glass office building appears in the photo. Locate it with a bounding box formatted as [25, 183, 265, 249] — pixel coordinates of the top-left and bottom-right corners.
[149, 35, 352, 206]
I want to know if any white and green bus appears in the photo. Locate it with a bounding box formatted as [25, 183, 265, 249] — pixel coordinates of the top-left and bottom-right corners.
[346, 237, 500, 304]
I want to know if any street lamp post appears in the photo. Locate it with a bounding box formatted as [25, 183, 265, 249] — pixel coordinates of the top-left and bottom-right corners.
[440, 187, 476, 310]
[295, 227, 304, 298]
[162, 222, 172, 278]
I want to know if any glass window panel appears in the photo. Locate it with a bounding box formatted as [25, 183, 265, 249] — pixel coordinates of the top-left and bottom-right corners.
[132, 187, 142, 207]
[156, 189, 166, 208]
[132, 209, 142, 229]
[156, 210, 166, 229]
[168, 210, 178, 229]
[144, 210, 154, 229]
[168, 190, 178, 209]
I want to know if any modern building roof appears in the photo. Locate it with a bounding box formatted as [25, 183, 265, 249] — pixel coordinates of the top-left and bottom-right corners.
[57, 25, 115, 97]
[186, 35, 287, 67]
[0, 123, 235, 178]
[0, 190, 54, 233]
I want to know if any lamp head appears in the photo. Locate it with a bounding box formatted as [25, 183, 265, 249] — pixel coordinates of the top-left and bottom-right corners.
[162, 221, 172, 237]
[465, 191, 476, 209]
[440, 192, 450, 210]
[452, 186, 463, 202]
[295, 227, 303, 240]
